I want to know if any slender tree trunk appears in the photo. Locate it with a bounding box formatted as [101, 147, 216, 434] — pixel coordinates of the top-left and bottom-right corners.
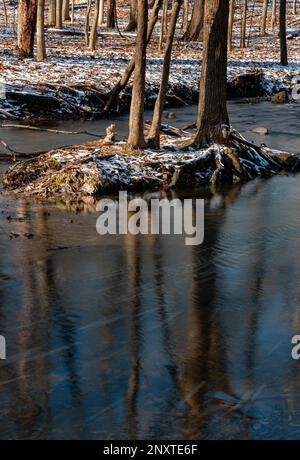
[62, 0, 70, 20]
[293, 0, 297, 15]
[240, 0, 247, 48]
[85, 0, 92, 44]
[228, 0, 234, 52]
[159, 0, 168, 50]
[98, 0, 105, 25]
[36, 0, 47, 61]
[55, 0, 63, 28]
[17, 0, 37, 58]
[148, 0, 183, 148]
[47, 0, 56, 25]
[261, 0, 268, 36]
[125, 0, 137, 31]
[280, 0, 288, 65]
[104, 0, 163, 112]
[182, 0, 204, 41]
[183, 0, 189, 32]
[2, 0, 8, 26]
[193, 0, 230, 147]
[271, 0, 276, 31]
[89, 0, 100, 50]
[128, 0, 148, 149]
[71, 0, 75, 23]
[107, 0, 115, 29]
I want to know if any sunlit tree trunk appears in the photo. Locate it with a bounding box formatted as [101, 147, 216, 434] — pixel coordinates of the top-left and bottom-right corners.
[128, 0, 148, 149]
[55, 0, 63, 28]
[17, 0, 37, 58]
[148, 0, 183, 148]
[280, 0, 288, 65]
[159, 0, 168, 50]
[62, 0, 70, 20]
[47, 0, 56, 25]
[98, 0, 105, 25]
[183, 0, 189, 31]
[85, 0, 92, 44]
[36, 0, 47, 61]
[104, 0, 163, 112]
[228, 0, 234, 52]
[240, 0, 247, 48]
[261, 0, 268, 36]
[89, 0, 100, 50]
[182, 0, 204, 41]
[193, 0, 230, 147]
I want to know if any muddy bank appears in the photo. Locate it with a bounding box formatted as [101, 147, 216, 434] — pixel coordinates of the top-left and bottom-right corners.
[0, 70, 287, 122]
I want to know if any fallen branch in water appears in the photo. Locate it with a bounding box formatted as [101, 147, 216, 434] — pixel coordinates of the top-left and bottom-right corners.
[0, 124, 102, 138]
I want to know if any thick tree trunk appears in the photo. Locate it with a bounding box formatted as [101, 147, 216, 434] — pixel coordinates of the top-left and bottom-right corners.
[107, 0, 115, 29]
[193, 0, 230, 147]
[47, 0, 56, 26]
[98, 0, 105, 25]
[228, 0, 234, 52]
[148, 0, 183, 148]
[55, 0, 63, 28]
[128, 0, 148, 149]
[261, 0, 268, 36]
[62, 0, 70, 20]
[182, 0, 204, 41]
[280, 0, 288, 65]
[125, 0, 137, 31]
[89, 0, 100, 50]
[36, 0, 47, 61]
[104, 0, 163, 112]
[240, 0, 247, 48]
[17, 0, 37, 58]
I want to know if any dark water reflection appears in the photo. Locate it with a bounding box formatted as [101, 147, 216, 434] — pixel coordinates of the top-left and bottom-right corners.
[0, 103, 300, 439]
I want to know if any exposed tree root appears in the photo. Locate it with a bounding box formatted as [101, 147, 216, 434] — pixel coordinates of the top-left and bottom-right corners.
[2, 129, 300, 199]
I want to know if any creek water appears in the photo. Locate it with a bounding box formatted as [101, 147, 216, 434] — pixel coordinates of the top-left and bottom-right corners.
[0, 102, 300, 439]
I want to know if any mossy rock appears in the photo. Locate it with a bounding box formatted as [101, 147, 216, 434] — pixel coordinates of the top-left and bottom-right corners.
[271, 91, 289, 104]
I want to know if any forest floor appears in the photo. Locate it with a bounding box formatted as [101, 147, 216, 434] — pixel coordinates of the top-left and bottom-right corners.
[0, 2, 300, 120]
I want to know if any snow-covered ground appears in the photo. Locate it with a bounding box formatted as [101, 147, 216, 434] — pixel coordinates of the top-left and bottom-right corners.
[0, 1, 300, 117]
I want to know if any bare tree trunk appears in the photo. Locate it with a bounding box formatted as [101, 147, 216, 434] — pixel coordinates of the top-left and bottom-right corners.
[183, 0, 189, 32]
[17, 0, 37, 58]
[280, 0, 288, 65]
[2, 0, 8, 25]
[193, 0, 230, 147]
[293, 0, 297, 14]
[128, 0, 148, 149]
[228, 0, 234, 52]
[85, 0, 92, 44]
[182, 0, 204, 41]
[261, 0, 268, 36]
[104, 0, 163, 112]
[71, 0, 75, 23]
[125, 0, 137, 31]
[89, 0, 100, 50]
[271, 0, 276, 31]
[47, 0, 56, 26]
[107, 0, 115, 29]
[55, 0, 63, 28]
[240, 0, 247, 48]
[62, 0, 70, 20]
[98, 0, 105, 25]
[159, 0, 168, 50]
[148, 0, 183, 149]
[36, 0, 47, 61]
